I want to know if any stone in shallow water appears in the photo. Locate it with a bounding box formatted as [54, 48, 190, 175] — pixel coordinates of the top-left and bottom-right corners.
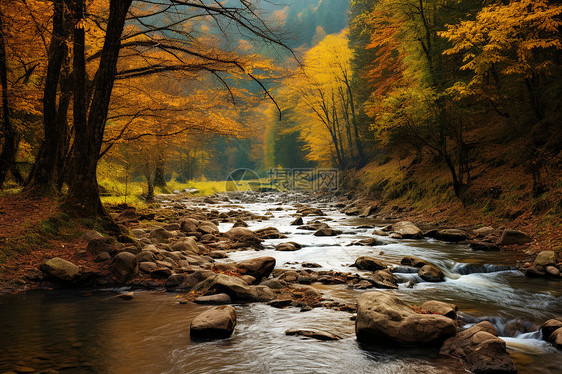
[190, 305, 236, 340]
[285, 329, 342, 341]
[194, 293, 232, 305]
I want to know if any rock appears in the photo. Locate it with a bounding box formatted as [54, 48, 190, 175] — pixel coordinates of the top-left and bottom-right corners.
[254, 227, 287, 239]
[290, 217, 304, 225]
[372, 229, 388, 236]
[139, 261, 158, 273]
[418, 264, 444, 282]
[296, 207, 324, 216]
[540, 319, 562, 342]
[236, 257, 276, 280]
[353, 280, 374, 289]
[534, 250, 556, 266]
[351, 238, 385, 246]
[391, 221, 423, 239]
[546, 266, 560, 277]
[149, 228, 175, 242]
[164, 223, 181, 231]
[302, 262, 321, 268]
[285, 329, 342, 341]
[250, 285, 276, 301]
[192, 274, 256, 300]
[313, 227, 341, 236]
[150, 267, 173, 279]
[208, 250, 228, 259]
[400, 256, 429, 268]
[82, 230, 103, 241]
[111, 252, 139, 282]
[474, 226, 494, 237]
[86, 237, 117, 256]
[276, 242, 302, 251]
[94, 252, 112, 262]
[498, 229, 532, 245]
[440, 321, 516, 373]
[131, 228, 148, 238]
[136, 250, 156, 263]
[39, 258, 80, 282]
[240, 275, 257, 285]
[549, 327, 562, 349]
[114, 292, 134, 300]
[171, 238, 199, 254]
[359, 204, 379, 217]
[354, 256, 386, 271]
[469, 241, 500, 251]
[232, 219, 248, 228]
[372, 270, 398, 289]
[190, 305, 236, 340]
[194, 293, 232, 305]
[180, 218, 199, 233]
[268, 298, 293, 308]
[435, 229, 469, 243]
[165, 274, 187, 290]
[224, 227, 263, 247]
[198, 222, 219, 235]
[355, 291, 456, 346]
[420, 301, 457, 319]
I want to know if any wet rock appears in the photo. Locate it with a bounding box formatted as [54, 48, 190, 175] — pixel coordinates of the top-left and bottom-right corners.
[469, 241, 499, 251]
[313, 227, 341, 236]
[39, 258, 80, 282]
[276, 242, 302, 251]
[240, 275, 257, 285]
[400, 256, 429, 268]
[359, 204, 379, 218]
[372, 270, 398, 289]
[549, 328, 562, 349]
[474, 226, 494, 237]
[540, 319, 562, 342]
[165, 274, 187, 290]
[149, 228, 175, 243]
[254, 227, 287, 239]
[139, 261, 158, 273]
[534, 250, 556, 266]
[232, 219, 248, 228]
[285, 329, 342, 341]
[180, 218, 199, 233]
[268, 298, 293, 308]
[190, 305, 236, 340]
[94, 252, 112, 262]
[391, 221, 423, 239]
[291, 216, 304, 225]
[260, 279, 287, 289]
[208, 250, 228, 259]
[86, 237, 117, 256]
[439, 321, 516, 373]
[354, 280, 373, 289]
[195, 293, 232, 305]
[418, 264, 444, 282]
[497, 229, 532, 245]
[114, 292, 134, 300]
[351, 238, 385, 246]
[112, 252, 139, 282]
[171, 238, 199, 254]
[546, 265, 560, 277]
[297, 276, 312, 284]
[296, 207, 324, 216]
[164, 223, 181, 231]
[150, 267, 173, 279]
[435, 229, 469, 243]
[302, 262, 321, 268]
[390, 265, 420, 274]
[224, 227, 263, 247]
[192, 274, 256, 300]
[237, 257, 276, 280]
[356, 291, 456, 346]
[198, 221, 219, 235]
[250, 285, 276, 301]
[420, 301, 457, 319]
[372, 229, 389, 236]
[354, 256, 386, 271]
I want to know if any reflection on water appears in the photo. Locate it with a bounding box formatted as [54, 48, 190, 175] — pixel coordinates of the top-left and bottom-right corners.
[0, 198, 560, 373]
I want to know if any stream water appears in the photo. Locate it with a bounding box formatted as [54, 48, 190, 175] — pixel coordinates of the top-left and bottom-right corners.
[1, 193, 561, 373]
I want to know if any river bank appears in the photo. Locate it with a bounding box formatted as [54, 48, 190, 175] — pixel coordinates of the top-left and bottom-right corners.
[0, 191, 561, 373]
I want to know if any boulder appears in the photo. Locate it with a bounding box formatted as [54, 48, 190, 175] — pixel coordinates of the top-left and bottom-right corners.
[224, 227, 263, 247]
[420, 301, 457, 319]
[194, 293, 232, 305]
[82, 230, 104, 241]
[354, 256, 386, 271]
[136, 250, 156, 263]
[198, 221, 219, 235]
[232, 219, 248, 228]
[439, 321, 516, 373]
[171, 238, 199, 254]
[400, 256, 429, 268]
[39, 258, 80, 282]
[86, 237, 117, 256]
[276, 242, 302, 251]
[469, 241, 500, 251]
[254, 227, 287, 239]
[498, 229, 532, 245]
[285, 329, 342, 341]
[371, 270, 398, 289]
[391, 221, 423, 239]
[140, 261, 158, 273]
[149, 228, 175, 242]
[546, 265, 560, 277]
[359, 204, 379, 217]
[236, 257, 276, 280]
[111, 252, 139, 282]
[313, 227, 341, 236]
[355, 292, 456, 346]
[418, 264, 444, 282]
[190, 305, 236, 340]
[250, 285, 276, 301]
[296, 207, 324, 216]
[192, 274, 256, 300]
[94, 251, 112, 262]
[540, 319, 562, 342]
[474, 226, 494, 237]
[165, 274, 188, 290]
[435, 229, 469, 243]
[534, 251, 556, 266]
[351, 238, 385, 246]
[549, 328, 562, 349]
[180, 218, 199, 233]
[290, 217, 304, 226]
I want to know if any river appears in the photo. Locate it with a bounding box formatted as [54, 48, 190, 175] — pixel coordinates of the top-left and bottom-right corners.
[0, 192, 560, 373]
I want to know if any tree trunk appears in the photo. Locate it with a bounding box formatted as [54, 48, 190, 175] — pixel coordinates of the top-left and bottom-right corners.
[143, 162, 154, 201]
[26, 0, 70, 194]
[0, 6, 20, 188]
[65, 0, 132, 217]
[154, 156, 166, 187]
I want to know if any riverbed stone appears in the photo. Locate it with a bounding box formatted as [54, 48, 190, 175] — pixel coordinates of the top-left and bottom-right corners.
[498, 229, 532, 245]
[149, 228, 175, 242]
[139, 261, 158, 273]
[254, 227, 287, 239]
[296, 207, 324, 216]
[313, 227, 341, 236]
[86, 237, 117, 256]
[540, 319, 562, 342]
[439, 321, 516, 373]
[171, 238, 199, 254]
[250, 285, 276, 301]
[548, 328, 562, 349]
[535, 251, 556, 266]
[351, 238, 385, 246]
[192, 274, 256, 300]
[190, 305, 236, 340]
[285, 329, 342, 341]
[83, 230, 104, 241]
[354, 256, 386, 271]
[236, 257, 276, 280]
[546, 265, 560, 277]
[194, 293, 232, 305]
[391, 221, 423, 239]
[474, 226, 494, 237]
[232, 219, 248, 228]
[224, 227, 262, 247]
[371, 269, 398, 289]
[435, 229, 469, 243]
[291, 216, 304, 225]
[418, 264, 444, 282]
[276, 242, 302, 251]
[355, 291, 456, 346]
[400, 256, 429, 268]
[469, 240, 499, 251]
[420, 301, 457, 319]
[39, 257, 80, 282]
[112, 252, 139, 282]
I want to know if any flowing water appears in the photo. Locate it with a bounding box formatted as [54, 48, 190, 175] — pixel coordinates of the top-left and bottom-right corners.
[1, 193, 561, 373]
